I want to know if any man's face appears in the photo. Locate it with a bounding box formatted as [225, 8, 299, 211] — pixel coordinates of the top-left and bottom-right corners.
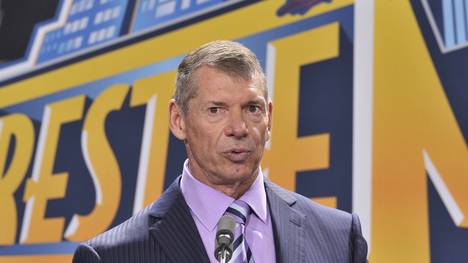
[171, 66, 272, 188]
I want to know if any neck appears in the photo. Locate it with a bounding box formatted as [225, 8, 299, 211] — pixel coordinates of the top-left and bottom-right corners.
[187, 161, 258, 199]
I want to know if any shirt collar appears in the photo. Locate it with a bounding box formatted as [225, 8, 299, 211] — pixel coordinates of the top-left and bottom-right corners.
[238, 168, 268, 223]
[179, 159, 268, 232]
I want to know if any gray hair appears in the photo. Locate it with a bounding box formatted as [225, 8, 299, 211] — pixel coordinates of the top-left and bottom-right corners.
[174, 40, 267, 114]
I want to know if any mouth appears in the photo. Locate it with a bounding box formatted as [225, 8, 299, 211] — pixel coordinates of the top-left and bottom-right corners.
[222, 148, 251, 162]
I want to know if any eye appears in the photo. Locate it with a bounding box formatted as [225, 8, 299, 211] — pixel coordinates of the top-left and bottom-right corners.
[247, 105, 261, 113]
[208, 107, 221, 114]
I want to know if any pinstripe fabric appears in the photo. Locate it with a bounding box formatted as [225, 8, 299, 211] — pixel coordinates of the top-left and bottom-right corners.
[73, 176, 368, 263]
[73, 178, 210, 263]
[265, 179, 368, 263]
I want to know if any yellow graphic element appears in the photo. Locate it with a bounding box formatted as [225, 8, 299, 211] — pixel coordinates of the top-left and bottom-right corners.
[0, 0, 357, 259]
[0, 114, 35, 245]
[262, 23, 338, 192]
[0, 255, 72, 263]
[371, 1, 468, 262]
[65, 85, 128, 241]
[20, 96, 86, 243]
[130, 71, 176, 214]
[0, 0, 354, 108]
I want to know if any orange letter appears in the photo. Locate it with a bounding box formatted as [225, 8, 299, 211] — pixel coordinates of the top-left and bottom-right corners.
[263, 23, 338, 206]
[65, 85, 127, 241]
[0, 114, 35, 244]
[371, 1, 468, 262]
[21, 96, 85, 243]
[130, 71, 176, 214]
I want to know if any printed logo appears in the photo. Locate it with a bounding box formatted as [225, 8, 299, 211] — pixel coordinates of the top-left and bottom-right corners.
[277, 0, 332, 16]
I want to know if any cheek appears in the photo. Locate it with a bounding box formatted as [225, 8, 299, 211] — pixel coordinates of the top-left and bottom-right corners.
[251, 124, 267, 141]
[190, 128, 221, 154]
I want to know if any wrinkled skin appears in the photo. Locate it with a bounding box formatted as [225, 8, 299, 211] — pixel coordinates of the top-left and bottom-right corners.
[169, 66, 272, 198]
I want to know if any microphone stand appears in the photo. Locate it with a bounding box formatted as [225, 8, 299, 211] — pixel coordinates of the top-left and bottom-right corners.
[217, 243, 231, 263]
[219, 248, 229, 263]
[215, 215, 234, 263]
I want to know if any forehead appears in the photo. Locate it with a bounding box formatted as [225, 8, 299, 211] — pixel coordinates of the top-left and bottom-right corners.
[192, 66, 265, 99]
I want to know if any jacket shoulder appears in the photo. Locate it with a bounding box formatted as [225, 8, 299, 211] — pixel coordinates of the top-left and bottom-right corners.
[86, 207, 153, 249]
[72, 208, 155, 263]
[294, 191, 353, 228]
[295, 195, 368, 263]
[265, 180, 368, 262]
[266, 180, 354, 228]
[73, 180, 184, 262]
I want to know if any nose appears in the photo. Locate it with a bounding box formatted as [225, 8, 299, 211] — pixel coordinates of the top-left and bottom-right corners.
[225, 109, 248, 139]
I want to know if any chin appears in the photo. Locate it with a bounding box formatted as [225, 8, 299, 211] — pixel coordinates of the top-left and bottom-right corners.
[224, 166, 256, 181]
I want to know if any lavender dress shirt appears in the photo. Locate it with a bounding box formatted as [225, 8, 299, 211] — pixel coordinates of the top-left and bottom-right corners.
[179, 159, 276, 263]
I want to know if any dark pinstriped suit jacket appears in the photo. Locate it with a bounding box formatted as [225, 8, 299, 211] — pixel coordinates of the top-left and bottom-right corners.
[73, 177, 368, 263]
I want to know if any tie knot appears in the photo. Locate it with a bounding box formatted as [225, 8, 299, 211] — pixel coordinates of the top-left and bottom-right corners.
[225, 200, 251, 224]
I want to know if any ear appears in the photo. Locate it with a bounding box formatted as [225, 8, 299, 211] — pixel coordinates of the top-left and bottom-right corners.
[169, 99, 187, 140]
[266, 101, 272, 141]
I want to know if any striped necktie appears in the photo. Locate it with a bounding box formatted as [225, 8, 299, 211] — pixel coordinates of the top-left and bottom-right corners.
[224, 200, 254, 263]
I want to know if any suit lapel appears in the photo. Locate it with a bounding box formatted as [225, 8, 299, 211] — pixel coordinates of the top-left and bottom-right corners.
[265, 180, 306, 263]
[148, 178, 210, 263]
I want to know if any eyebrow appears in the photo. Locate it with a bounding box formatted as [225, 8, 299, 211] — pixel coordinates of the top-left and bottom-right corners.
[207, 101, 228, 107]
[246, 99, 264, 105]
[207, 99, 264, 107]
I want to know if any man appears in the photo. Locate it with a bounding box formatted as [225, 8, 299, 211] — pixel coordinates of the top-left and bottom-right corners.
[73, 40, 368, 263]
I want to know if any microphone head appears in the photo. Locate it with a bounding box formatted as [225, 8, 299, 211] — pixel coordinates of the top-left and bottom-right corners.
[216, 215, 235, 242]
[215, 215, 235, 261]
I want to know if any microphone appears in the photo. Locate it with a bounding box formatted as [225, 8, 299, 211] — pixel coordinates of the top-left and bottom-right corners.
[215, 215, 236, 263]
